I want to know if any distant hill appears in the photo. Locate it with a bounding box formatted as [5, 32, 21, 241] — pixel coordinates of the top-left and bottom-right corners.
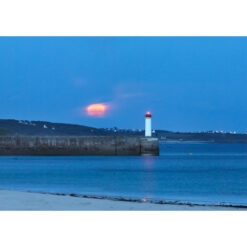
[156, 130, 247, 143]
[1, 119, 247, 143]
[0, 119, 141, 137]
[0, 127, 15, 136]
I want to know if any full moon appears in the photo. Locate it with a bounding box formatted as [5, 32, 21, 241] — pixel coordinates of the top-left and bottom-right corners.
[86, 103, 108, 117]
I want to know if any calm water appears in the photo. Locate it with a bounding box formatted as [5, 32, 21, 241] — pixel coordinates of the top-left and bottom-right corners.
[1, 143, 247, 206]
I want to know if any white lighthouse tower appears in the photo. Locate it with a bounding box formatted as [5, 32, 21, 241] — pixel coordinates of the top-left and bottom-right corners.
[145, 112, 152, 137]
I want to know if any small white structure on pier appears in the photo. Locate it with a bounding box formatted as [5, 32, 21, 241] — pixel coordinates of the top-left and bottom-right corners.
[145, 112, 152, 137]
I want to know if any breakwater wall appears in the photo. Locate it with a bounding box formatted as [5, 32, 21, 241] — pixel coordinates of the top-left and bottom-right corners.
[0, 136, 159, 156]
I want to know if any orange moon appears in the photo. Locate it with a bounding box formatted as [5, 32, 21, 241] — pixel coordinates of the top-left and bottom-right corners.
[86, 103, 108, 117]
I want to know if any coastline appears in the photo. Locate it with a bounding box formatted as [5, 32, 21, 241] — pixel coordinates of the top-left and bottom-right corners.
[0, 190, 246, 211]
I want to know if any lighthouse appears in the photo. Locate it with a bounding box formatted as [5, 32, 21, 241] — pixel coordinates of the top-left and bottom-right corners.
[145, 112, 152, 137]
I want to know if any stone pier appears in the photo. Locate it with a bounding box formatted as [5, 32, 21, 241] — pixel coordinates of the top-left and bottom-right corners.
[0, 136, 159, 156]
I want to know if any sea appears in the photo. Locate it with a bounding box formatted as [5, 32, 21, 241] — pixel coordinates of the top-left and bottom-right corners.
[1, 143, 247, 207]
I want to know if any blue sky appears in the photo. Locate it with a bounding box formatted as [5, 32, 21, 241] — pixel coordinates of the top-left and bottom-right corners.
[0, 37, 247, 132]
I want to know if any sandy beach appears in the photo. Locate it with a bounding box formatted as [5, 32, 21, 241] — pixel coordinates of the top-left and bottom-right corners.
[0, 190, 245, 210]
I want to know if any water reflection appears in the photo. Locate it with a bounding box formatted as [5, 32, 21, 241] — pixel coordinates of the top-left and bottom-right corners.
[139, 156, 158, 201]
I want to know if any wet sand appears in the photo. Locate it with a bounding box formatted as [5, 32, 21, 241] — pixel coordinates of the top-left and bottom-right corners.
[0, 190, 245, 210]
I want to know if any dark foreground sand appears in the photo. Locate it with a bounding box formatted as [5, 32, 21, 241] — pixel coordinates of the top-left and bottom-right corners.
[0, 190, 246, 210]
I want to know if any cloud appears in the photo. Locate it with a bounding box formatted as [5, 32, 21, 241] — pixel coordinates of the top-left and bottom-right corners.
[77, 81, 149, 119]
[118, 92, 145, 99]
